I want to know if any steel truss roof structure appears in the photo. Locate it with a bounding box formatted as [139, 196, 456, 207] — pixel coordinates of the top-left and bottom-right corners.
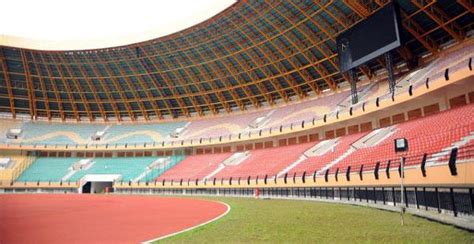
[0, 0, 472, 121]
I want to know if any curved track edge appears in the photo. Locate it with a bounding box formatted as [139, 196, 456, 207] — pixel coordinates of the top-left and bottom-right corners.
[142, 199, 231, 243]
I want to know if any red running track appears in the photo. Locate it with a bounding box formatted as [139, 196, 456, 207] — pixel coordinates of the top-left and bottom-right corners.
[0, 194, 228, 243]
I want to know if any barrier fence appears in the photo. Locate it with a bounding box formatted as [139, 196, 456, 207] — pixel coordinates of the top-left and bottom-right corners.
[114, 186, 474, 218]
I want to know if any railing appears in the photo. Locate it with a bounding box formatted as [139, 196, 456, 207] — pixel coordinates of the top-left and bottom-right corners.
[0, 179, 79, 188]
[115, 186, 474, 218]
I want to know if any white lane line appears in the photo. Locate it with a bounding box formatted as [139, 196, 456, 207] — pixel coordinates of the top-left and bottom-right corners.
[142, 200, 231, 243]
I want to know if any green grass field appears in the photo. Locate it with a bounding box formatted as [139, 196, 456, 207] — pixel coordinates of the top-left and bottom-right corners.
[159, 197, 473, 243]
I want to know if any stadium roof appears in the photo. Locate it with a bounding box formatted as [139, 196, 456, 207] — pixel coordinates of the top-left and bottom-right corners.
[0, 0, 472, 121]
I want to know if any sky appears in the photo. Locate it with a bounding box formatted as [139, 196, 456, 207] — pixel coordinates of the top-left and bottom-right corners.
[0, 0, 235, 42]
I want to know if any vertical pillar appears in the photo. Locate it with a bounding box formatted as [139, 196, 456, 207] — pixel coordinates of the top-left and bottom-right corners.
[469, 188, 474, 214]
[382, 187, 386, 205]
[385, 52, 396, 95]
[415, 187, 419, 209]
[450, 188, 457, 217]
[435, 188, 441, 213]
[349, 68, 358, 104]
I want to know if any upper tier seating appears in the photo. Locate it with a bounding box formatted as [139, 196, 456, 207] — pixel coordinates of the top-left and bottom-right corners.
[432, 44, 473, 79]
[362, 81, 390, 102]
[347, 43, 473, 106]
[328, 83, 373, 110]
[0, 90, 348, 145]
[412, 44, 472, 90]
[103, 122, 187, 144]
[15, 122, 106, 145]
[179, 111, 263, 139]
[264, 91, 350, 128]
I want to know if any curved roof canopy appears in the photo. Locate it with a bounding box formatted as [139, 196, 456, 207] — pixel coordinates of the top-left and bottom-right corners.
[0, 0, 472, 121]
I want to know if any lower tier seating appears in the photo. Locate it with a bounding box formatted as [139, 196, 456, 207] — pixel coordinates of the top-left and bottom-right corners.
[68, 157, 159, 182]
[213, 142, 317, 179]
[457, 140, 474, 161]
[156, 153, 233, 181]
[17, 158, 80, 182]
[17, 156, 185, 182]
[328, 104, 474, 175]
[287, 133, 368, 177]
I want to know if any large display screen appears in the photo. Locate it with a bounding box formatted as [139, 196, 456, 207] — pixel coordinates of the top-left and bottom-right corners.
[337, 2, 402, 73]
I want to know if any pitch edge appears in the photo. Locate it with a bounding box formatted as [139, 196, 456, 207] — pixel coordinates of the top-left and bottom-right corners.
[142, 200, 231, 243]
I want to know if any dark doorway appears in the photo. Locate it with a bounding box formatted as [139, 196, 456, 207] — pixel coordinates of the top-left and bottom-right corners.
[82, 182, 91, 193]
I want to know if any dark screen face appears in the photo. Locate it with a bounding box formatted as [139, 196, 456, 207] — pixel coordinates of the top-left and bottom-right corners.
[350, 5, 399, 61]
[337, 2, 401, 73]
[337, 37, 352, 72]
